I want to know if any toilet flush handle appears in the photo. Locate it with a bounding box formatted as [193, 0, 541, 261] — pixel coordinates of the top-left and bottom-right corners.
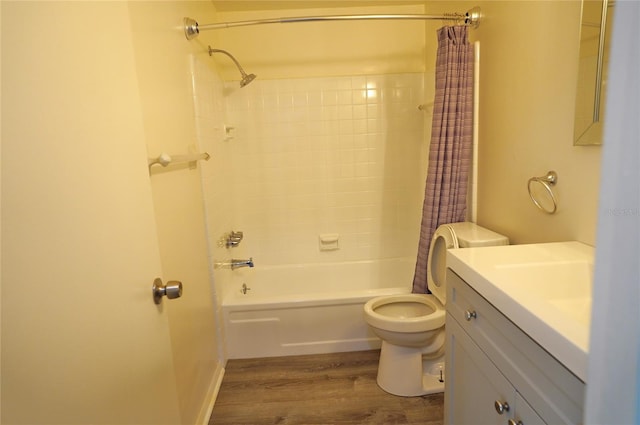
[464, 310, 477, 321]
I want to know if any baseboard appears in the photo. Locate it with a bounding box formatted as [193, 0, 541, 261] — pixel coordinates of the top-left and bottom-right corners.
[196, 361, 225, 425]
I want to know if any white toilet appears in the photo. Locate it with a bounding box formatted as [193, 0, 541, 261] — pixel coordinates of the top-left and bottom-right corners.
[363, 221, 509, 396]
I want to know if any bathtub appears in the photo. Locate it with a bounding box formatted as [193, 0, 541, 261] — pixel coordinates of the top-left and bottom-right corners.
[222, 258, 413, 359]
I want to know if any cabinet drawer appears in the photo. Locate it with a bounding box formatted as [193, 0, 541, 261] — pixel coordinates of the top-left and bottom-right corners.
[446, 269, 584, 425]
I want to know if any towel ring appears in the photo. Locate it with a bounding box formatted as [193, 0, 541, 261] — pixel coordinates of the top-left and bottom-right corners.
[528, 171, 558, 214]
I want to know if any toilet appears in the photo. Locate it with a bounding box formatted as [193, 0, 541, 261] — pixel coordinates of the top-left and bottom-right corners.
[363, 222, 509, 396]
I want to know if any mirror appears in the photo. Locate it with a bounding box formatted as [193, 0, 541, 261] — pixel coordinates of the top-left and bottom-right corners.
[573, 0, 613, 146]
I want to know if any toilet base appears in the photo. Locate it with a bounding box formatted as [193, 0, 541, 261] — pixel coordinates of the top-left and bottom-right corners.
[421, 364, 445, 395]
[376, 341, 444, 397]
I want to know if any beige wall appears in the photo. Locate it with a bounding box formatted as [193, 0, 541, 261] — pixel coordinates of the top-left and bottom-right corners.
[127, 2, 223, 423]
[1, 2, 3, 418]
[206, 4, 426, 79]
[426, 1, 601, 245]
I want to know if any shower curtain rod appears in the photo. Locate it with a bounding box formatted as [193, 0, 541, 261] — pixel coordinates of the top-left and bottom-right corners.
[184, 7, 481, 40]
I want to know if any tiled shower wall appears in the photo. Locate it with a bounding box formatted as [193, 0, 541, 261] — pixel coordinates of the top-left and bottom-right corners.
[194, 59, 429, 277]
[191, 57, 235, 306]
[224, 73, 427, 266]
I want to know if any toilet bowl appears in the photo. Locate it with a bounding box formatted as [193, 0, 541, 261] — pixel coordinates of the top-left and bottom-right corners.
[364, 294, 444, 346]
[363, 222, 509, 396]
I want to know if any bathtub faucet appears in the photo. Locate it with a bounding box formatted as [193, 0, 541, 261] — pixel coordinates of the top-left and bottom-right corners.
[231, 257, 254, 270]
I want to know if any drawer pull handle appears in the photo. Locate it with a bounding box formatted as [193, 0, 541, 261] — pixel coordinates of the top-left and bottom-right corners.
[508, 420, 523, 425]
[494, 400, 510, 415]
[464, 310, 477, 321]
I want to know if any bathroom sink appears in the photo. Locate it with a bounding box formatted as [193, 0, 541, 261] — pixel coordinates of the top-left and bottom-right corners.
[492, 258, 593, 326]
[446, 241, 594, 381]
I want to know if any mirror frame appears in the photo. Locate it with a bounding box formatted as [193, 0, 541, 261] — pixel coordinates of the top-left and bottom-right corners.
[573, 0, 611, 146]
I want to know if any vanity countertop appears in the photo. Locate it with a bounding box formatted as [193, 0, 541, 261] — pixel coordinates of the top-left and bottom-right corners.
[447, 241, 594, 382]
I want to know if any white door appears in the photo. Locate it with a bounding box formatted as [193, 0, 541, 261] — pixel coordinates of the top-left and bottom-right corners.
[1, 2, 181, 423]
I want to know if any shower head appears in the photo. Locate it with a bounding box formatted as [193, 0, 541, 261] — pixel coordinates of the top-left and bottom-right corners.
[240, 72, 257, 88]
[208, 46, 257, 88]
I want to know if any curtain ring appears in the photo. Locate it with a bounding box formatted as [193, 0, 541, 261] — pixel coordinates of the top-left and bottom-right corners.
[528, 171, 558, 214]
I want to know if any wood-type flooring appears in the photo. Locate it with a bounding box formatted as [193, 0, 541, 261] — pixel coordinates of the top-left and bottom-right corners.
[209, 350, 444, 425]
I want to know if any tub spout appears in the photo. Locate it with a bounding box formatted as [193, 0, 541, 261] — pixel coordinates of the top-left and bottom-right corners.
[231, 257, 254, 270]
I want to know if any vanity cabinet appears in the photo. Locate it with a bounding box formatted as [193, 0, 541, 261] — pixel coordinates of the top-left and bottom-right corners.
[445, 269, 585, 425]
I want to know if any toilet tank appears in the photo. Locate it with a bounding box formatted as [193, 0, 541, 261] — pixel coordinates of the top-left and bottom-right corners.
[447, 222, 509, 247]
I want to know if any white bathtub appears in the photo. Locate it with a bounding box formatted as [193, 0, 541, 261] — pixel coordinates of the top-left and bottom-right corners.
[222, 258, 413, 359]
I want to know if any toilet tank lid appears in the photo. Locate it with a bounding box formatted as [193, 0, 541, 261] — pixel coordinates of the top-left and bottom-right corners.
[447, 222, 509, 247]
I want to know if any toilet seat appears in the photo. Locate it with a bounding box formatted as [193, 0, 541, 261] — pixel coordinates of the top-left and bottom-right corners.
[427, 225, 459, 306]
[364, 294, 445, 333]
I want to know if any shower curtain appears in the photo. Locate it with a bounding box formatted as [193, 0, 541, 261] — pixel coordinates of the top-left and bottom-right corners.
[412, 26, 475, 294]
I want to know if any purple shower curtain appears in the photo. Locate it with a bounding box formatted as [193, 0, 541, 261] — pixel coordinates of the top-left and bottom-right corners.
[412, 26, 475, 294]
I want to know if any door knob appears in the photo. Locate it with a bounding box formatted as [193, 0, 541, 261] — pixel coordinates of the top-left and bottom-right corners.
[464, 310, 477, 321]
[494, 400, 510, 415]
[152, 278, 183, 304]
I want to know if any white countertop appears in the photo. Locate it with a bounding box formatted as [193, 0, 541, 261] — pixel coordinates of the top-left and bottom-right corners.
[447, 241, 594, 382]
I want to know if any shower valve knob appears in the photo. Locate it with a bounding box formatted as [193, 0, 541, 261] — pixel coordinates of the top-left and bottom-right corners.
[226, 230, 244, 247]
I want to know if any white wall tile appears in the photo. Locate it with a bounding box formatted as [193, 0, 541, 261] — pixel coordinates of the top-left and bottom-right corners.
[198, 72, 427, 267]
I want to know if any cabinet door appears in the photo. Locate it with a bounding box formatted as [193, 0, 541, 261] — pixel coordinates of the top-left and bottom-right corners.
[514, 393, 546, 425]
[446, 316, 515, 425]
